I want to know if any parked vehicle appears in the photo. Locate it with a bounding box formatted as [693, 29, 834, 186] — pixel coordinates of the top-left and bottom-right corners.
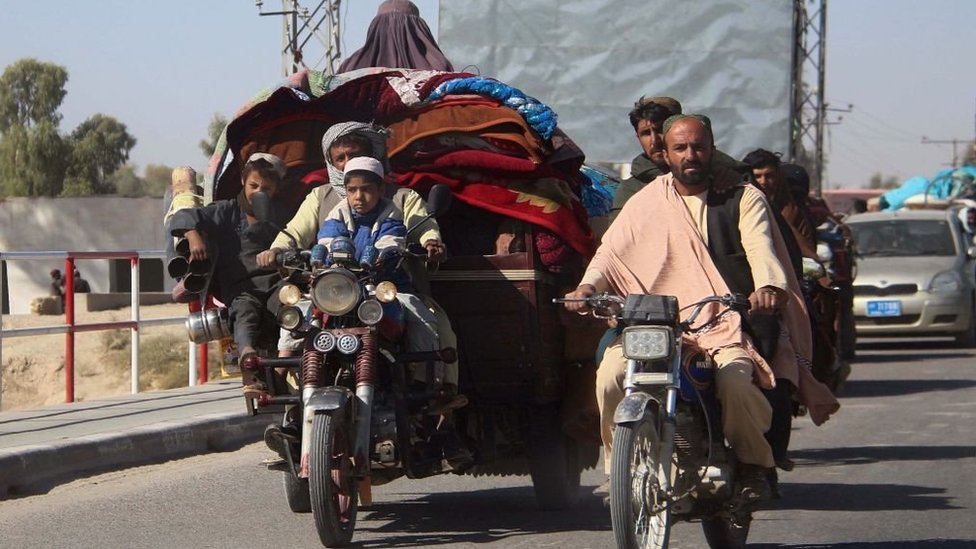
[556, 292, 757, 549]
[846, 208, 976, 345]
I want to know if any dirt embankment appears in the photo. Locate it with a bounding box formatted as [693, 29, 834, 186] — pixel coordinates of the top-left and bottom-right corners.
[1, 303, 223, 411]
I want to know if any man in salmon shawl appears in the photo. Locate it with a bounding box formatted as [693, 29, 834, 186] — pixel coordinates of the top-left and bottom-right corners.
[564, 115, 839, 501]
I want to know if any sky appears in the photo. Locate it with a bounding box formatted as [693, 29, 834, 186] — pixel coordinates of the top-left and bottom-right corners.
[0, 0, 973, 190]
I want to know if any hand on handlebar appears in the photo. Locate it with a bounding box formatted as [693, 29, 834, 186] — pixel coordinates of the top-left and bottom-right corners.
[749, 285, 784, 314]
[256, 248, 281, 268]
[562, 284, 596, 313]
[423, 239, 446, 263]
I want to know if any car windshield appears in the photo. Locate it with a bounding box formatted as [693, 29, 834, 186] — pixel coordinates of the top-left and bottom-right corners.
[850, 219, 957, 257]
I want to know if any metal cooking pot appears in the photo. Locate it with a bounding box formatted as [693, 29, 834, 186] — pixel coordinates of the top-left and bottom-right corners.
[186, 307, 231, 344]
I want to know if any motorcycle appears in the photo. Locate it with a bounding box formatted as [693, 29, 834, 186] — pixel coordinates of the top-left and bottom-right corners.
[555, 292, 757, 549]
[239, 187, 483, 546]
[198, 67, 602, 547]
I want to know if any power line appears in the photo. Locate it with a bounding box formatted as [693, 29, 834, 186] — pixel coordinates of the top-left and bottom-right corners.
[921, 136, 967, 167]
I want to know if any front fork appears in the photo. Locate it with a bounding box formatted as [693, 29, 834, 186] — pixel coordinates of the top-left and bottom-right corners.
[621, 341, 682, 495]
[298, 329, 378, 479]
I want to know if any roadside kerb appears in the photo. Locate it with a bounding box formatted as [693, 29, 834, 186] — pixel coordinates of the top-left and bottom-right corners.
[0, 411, 265, 497]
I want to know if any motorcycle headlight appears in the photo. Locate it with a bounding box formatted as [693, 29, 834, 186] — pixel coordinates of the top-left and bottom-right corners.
[374, 281, 398, 303]
[278, 283, 303, 306]
[357, 299, 384, 325]
[337, 334, 360, 355]
[930, 270, 962, 292]
[277, 306, 304, 331]
[311, 269, 360, 315]
[622, 326, 673, 360]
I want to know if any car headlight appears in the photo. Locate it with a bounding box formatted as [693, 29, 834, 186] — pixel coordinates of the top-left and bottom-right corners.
[357, 299, 384, 325]
[622, 327, 673, 360]
[374, 281, 398, 303]
[311, 269, 360, 315]
[930, 270, 962, 292]
[278, 283, 303, 306]
[276, 305, 304, 331]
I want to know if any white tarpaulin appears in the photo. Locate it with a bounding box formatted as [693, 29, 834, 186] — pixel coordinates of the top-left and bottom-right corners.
[437, 0, 794, 164]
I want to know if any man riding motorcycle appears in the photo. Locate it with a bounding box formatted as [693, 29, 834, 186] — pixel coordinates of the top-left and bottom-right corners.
[563, 114, 840, 501]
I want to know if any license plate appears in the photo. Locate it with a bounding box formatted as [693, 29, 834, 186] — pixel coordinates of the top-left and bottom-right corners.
[866, 300, 902, 317]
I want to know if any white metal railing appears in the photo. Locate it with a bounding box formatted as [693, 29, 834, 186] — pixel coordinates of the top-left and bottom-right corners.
[0, 250, 208, 408]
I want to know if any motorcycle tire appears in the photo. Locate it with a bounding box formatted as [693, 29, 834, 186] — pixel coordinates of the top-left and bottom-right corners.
[528, 405, 582, 509]
[283, 471, 311, 513]
[701, 513, 751, 549]
[609, 408, 672, 549]
[309, 409, 358, 548]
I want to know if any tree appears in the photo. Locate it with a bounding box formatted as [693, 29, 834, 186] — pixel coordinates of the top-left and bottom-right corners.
[62, 114, 137, 195]
[199, 113, 227, 158]
[0, 59, 71, 196]
[0, 58, 68, 132]
[867, 172, 899, 190]
[0, 121, 69, 196]
[108, 164, 144, 197]
[143, 164, 173, 198]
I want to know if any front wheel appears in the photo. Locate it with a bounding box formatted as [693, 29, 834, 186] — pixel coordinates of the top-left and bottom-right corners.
[309, 410, 358, 547]
[609, 410, 672, 549]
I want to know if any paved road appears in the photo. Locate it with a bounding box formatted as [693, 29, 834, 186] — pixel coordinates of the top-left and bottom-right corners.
[1, 338, 974, 548]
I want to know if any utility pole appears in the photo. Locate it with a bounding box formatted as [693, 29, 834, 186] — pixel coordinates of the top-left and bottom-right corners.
[790, 0, 828, 196]
[255, 0, 342, 77]
[921, 137, 965, 167]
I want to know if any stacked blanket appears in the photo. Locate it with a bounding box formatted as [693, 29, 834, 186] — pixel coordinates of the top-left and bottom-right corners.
[206, 68, 599, 268]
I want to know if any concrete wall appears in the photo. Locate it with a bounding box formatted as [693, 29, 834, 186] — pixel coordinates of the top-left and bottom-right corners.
[0, 197, 175, 314]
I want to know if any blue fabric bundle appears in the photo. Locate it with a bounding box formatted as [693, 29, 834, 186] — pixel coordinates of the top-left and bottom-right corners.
[579, 165, 619, 217]
[427, 77, 558, 140]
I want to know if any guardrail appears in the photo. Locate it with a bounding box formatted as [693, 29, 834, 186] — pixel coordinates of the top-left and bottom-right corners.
[0, 250, 209, 407]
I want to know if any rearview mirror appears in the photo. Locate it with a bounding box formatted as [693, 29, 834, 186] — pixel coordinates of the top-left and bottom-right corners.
[426, 184, 452, 217]
[250, 191, 273, 223]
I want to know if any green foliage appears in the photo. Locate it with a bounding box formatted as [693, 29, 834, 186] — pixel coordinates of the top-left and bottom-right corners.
[143, 163, 173, 197]
[867, 172, 900, 190]
[0, 58, 140, 197]
[198, 112, 227, 159]
[0, 58, 68, 132]
[107, 164, 143, 197]
[0, 120, 69, 196]
[63, 113, 137, 195]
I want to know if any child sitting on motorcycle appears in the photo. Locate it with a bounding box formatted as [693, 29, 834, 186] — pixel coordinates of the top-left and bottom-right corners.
[317, 156, 472, 467]
[170, 153, 290, 396]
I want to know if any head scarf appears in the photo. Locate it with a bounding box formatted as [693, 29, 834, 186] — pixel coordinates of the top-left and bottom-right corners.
[337, 0, 454, 72]
[321, 122, 390, 197]
[244, 152, 287, 179]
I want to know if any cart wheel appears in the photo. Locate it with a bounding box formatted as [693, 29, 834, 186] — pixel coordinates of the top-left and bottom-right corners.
[528, 405, 581, 509]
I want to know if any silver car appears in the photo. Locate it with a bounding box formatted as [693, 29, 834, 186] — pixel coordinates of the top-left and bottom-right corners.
[846, 208, 976, 345]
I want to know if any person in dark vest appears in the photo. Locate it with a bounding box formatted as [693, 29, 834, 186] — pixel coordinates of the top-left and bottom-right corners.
[563, 114, 839, 501]
[609, 96, 748, 222]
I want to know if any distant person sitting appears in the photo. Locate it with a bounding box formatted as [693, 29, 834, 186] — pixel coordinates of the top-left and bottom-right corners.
[49, 268, 65, 309]
[338, 0, 455, 72]
[72, 269, 91, 293]
[49, 269, 65, 298]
